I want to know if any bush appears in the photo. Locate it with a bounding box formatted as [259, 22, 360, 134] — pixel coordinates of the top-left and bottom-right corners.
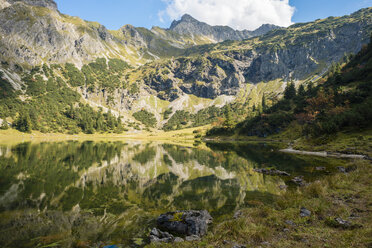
[133, 110, 157, 127]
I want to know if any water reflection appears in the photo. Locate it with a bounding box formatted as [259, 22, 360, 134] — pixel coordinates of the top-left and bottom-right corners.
[0, 141, 343, 247]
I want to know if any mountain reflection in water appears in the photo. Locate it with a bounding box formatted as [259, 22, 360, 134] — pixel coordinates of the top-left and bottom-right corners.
[0, 141, 343, 247]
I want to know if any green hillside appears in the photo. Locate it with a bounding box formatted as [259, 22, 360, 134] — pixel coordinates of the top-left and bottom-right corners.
[207, 33, 372, 154]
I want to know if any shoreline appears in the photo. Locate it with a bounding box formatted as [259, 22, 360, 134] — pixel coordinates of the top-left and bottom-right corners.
[0, 127, 209, 146]
[279, 147, 368, 159]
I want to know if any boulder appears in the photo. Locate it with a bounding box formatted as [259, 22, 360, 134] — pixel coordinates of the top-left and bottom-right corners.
[149, 228, 174, 243]
[157, 210, 213, 237]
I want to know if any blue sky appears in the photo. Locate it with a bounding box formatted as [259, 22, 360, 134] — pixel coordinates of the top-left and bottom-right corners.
[54, 0, 372, 30]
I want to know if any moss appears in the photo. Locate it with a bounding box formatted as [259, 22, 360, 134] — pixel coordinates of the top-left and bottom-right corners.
[171, 212, 184, 222]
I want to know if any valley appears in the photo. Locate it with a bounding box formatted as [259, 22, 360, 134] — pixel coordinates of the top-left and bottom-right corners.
[0, 0, 371, 247]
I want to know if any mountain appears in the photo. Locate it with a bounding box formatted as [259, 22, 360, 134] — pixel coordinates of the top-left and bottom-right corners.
[208, 32, 372, 152]
[169, 14, 280, 42]
[0, 0, 371, 134]
[0, 0, 279, 69]
[131, 8, 372, 101]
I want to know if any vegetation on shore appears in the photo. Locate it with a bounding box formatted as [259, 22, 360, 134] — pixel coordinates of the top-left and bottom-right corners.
[147, 158, 372, 248]
[207, 34, 372, 155]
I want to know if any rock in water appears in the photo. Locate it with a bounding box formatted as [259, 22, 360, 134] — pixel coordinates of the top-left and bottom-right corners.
[157, 210, 213, 237]
[254, 168, 290, 176]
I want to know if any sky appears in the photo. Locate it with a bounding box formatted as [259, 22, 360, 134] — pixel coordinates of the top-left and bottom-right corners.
[54, 0, 372, 31]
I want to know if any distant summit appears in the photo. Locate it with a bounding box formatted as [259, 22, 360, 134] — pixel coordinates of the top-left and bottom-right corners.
[169, 14, 281, 42]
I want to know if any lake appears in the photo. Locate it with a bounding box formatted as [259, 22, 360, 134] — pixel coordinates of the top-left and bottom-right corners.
[0, 141, 345, 247]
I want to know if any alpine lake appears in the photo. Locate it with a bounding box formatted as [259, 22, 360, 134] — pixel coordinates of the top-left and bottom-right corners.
[0, 140, 349, 247]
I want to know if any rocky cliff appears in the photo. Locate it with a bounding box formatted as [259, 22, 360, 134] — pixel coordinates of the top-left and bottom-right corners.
[133, 8, 372, 100]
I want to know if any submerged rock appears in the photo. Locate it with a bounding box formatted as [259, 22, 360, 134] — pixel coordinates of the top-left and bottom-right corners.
[157, 210, 213, 237]
[254, 168, 291, 176]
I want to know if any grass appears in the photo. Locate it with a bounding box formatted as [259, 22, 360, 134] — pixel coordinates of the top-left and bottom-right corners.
[146, 159, 372, 248]
[293, 128, 372, 158]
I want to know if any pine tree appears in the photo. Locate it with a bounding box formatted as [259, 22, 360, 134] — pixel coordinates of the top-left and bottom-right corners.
[224, 105, 235, 129]
[298, 84, 306, 97]
[262, 94, 267, 111]
[284, 82, 296, 99]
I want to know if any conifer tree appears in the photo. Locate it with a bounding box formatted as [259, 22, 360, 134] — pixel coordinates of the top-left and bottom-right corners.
[224, 105, 235, 129]
[284, 82, 296, 99]
[262, 94, 267, 111]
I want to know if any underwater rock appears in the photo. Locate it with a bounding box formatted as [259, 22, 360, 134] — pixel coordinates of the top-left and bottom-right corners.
[254, 168, 291, 176]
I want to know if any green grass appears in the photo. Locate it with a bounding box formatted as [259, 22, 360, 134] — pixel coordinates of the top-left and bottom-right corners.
[146, 159, 372, 247]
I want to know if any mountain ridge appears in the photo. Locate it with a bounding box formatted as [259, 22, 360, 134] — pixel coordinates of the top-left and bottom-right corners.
[0, 1, 371, 133]
[169, 13, 281, 42]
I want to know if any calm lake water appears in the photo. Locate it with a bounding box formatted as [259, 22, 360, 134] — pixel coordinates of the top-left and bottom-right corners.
[0, 141, 345, 247]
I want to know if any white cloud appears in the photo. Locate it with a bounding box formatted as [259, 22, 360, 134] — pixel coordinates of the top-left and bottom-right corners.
[161, 0, 295, 30]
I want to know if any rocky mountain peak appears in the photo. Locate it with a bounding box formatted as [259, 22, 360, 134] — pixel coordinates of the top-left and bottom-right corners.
[6, 0, 57, 10]
[168, 13, 280, 42]
[180, 14, 197, 22]
[169, 13, 201, 30]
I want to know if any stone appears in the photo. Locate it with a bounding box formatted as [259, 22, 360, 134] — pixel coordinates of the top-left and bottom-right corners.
[185, 235, 201, 242]
[337, 166, 346, 173]
[300, 207, 311, 217]
[149, 228, 174, 243]
[233, 210, 243, 219]
[291, 176, 307, 186]
[174, 237, 184, 242]
[316, 167, 326, 171]
[254, 168, 290, 176]
[334, 218, 351, 228]
[285, 220, 296, 226]
[157, 210, 213, 237]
